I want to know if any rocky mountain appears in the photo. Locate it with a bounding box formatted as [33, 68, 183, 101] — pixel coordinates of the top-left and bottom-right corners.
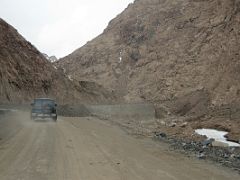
[0, 18, 113, 104]
[43, 53, 58, 62]
[57, 0, 240, 107]
[56, 0, 240, 140]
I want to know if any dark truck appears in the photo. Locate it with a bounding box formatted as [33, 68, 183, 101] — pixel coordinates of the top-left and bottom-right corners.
[31, 98, 57, 121]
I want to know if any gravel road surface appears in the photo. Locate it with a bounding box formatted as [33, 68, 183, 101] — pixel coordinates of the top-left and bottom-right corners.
[0, 112, 239, 180]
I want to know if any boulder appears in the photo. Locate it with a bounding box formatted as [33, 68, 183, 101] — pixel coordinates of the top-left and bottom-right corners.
[212, 141, 229, 147]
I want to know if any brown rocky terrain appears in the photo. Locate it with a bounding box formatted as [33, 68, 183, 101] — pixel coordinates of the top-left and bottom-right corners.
[56, 0, 240, 141]
[0, 18, 113, 104]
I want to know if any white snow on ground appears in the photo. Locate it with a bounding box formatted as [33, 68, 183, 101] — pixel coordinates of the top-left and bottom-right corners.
[53, 65, 58, 70]
[119, 56, 122, 63]
[119, 50, 122, 63]
[195, 129, 240, 147]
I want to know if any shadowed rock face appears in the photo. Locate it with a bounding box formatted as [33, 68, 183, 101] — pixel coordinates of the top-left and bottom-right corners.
[0, 18, 113, 104]
[56, 0, 240, 107]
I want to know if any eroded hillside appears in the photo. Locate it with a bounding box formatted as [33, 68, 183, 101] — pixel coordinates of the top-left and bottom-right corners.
[0, 18, 113, 104]
[57, 0, 240, 106]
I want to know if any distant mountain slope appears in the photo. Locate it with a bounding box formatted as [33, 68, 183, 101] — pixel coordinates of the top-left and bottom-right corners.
[0, 18, 113, 104]
[56, 0, 240, 108]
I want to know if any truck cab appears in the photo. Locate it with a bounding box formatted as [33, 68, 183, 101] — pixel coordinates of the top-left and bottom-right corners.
[31, 98, 57, 121]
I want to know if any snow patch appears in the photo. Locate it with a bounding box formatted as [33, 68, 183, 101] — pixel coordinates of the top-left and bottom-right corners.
[195, 129, 240, 147]
[119, 50, 122, 63]
[53, 65, 58, 70]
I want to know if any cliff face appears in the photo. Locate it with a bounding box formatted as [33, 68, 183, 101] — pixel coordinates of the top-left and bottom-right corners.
[57, 0, 240, 108]
[0, 18, 113, 104]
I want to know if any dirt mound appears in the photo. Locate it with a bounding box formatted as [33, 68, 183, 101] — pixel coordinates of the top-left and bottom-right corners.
[165, 90, 210, 117]
[57, 104, 91, 117]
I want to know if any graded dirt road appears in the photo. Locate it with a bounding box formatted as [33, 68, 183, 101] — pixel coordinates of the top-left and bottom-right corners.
[0, 112, 239, 180]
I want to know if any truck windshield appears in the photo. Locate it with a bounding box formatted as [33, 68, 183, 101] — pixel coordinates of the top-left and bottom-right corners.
[34, 99, 54, 107]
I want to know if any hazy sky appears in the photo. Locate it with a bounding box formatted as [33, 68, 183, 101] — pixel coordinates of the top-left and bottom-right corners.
[0, 0, 134, 58]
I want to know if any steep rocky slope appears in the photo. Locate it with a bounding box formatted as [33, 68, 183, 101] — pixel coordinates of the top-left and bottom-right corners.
[57, 0, 240, 105]
[56, 0, 240, 141]
[0, 18, 113, 104]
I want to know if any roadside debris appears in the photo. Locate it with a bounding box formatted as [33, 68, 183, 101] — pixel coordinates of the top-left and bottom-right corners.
[154, 132, 167, 139]
[154, 136, 240, 172]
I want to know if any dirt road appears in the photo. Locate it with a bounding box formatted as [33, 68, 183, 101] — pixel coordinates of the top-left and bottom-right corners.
[0, 113, 239, 180]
